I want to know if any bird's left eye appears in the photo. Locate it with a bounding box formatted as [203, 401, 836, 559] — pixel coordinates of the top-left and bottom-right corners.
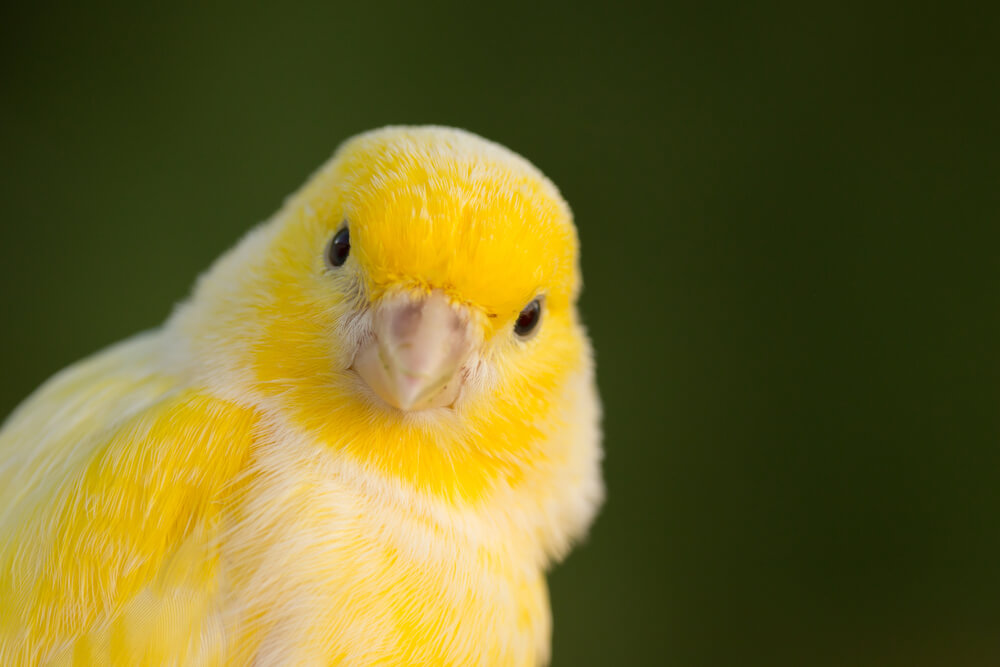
[514, 299, 542, 338]
[327, 226, 351, 267]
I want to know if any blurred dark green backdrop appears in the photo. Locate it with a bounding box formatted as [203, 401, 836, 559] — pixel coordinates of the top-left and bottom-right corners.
[2, 2, 998, 665]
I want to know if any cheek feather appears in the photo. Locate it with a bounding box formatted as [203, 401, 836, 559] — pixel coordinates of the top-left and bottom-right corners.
[250, 304, 584, 505]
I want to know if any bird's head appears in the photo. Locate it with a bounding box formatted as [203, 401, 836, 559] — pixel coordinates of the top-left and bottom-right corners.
[174, 126, 598, 506]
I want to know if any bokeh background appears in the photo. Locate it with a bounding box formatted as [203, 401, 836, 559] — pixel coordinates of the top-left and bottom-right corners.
[2, 2, 998, 665]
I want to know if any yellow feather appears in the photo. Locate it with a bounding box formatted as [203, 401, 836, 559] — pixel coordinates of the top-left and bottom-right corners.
[0, 360, 255, 664]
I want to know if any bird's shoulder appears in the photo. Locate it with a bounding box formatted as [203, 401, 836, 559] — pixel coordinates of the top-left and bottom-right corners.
[0, 331, 183, 516]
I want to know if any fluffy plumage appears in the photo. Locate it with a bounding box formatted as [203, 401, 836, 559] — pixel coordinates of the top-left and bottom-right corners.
[0, 126, 603, 666]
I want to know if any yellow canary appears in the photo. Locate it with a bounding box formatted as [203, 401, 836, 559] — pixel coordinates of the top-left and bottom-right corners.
[0, 126, 603, 666]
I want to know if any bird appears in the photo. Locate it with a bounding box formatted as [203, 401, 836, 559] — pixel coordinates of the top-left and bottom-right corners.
[0, 126, 603, 666]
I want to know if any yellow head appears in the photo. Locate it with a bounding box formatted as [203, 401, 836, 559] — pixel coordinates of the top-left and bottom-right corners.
[172, 126, 597, 507]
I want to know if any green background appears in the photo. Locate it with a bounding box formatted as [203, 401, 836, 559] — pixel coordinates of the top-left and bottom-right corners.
[2, 3, 998, 665]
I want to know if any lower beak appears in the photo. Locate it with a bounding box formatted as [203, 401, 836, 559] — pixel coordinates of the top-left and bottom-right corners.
[352, 290, 474, 411]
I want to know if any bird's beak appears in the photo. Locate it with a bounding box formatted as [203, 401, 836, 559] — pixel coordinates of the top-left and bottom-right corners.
[352, 290, 475, 411]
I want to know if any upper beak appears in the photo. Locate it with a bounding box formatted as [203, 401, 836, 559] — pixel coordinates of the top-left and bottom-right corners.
[352, 290, 475, 411]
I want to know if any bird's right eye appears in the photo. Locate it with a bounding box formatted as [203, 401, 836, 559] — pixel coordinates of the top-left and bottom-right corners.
[327, 226, 351, 267]
[514, 298, 542, 338]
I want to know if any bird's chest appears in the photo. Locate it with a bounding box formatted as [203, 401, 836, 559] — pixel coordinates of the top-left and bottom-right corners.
[223, 466, 550, 666]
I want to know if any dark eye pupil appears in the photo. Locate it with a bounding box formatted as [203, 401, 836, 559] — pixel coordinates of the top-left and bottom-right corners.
[514, 299, 542, 337]
[328, 227, 350, 267]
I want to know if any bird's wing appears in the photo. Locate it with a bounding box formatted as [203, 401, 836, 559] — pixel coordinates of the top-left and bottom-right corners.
[0, 332, 258, 665]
